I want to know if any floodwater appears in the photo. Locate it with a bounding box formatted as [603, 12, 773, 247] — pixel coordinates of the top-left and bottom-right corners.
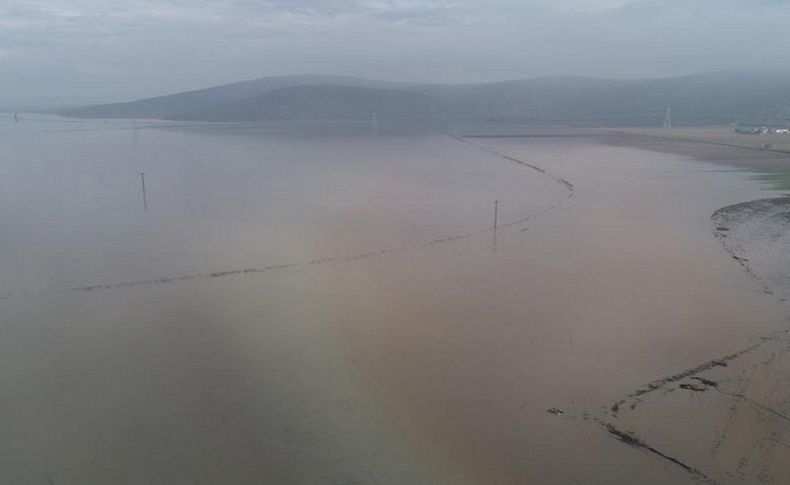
[0, 115, 787, 484]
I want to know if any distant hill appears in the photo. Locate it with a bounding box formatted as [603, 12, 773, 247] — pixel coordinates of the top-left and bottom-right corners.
[413, 72, 790, 125]
[169, 85, 445, 122]
[62, 75, 403, 120]
[62, 71, 790, 126]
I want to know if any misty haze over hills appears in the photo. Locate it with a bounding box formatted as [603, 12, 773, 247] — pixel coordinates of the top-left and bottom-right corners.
[62, 71, 790, 126]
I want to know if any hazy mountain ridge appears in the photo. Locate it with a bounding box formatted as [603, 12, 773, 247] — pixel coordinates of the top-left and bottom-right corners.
[62, 75, 406, 120]
[62, 71, 790, 125]
[168, 85, 445, 122]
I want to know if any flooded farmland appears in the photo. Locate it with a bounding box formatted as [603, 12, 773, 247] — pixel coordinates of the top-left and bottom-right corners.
[1, 116, 788, 484]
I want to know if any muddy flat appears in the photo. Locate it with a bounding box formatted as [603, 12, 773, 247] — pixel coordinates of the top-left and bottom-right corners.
[1, 117, 789, 484]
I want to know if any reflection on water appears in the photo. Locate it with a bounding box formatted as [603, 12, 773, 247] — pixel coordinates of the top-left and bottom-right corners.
[0, 116, 786, 484]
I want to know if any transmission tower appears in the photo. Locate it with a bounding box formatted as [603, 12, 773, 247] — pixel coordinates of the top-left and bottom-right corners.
[663, 107, 672, 130]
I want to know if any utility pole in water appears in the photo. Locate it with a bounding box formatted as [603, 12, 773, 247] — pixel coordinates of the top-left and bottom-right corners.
[140, 172, 147, 211]
[493, 200, 499, 251]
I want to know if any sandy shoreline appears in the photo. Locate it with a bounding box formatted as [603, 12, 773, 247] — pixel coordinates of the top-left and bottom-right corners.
[604, 130, 790, 298]
[604, 131, 790, 172]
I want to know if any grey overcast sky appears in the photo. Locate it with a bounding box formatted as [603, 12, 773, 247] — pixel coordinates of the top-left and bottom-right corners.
[1, 0, 790, 104]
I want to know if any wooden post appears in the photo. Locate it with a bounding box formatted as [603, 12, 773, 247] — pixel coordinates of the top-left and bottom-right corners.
[140, 172, 147, 211]
[493, 200, 499, 251]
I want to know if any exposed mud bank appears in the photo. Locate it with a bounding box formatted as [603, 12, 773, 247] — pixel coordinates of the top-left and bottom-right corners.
[537, 154, 790, 484]
[583, 196, 790, 484]
[713, 197, 790, 301]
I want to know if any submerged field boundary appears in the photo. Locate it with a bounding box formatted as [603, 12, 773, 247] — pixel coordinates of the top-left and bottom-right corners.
[580, 195, 790, 484]
[0, 136, 574, 302]
[447, 134, 575, 191]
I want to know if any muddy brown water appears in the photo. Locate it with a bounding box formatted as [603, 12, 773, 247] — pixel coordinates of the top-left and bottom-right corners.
[0, 116, 787, 484]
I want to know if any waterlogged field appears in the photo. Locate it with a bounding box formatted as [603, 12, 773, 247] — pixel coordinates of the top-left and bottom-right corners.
[0, 116, 788, 484]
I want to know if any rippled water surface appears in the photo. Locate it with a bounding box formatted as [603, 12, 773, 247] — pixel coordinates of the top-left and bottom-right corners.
[0, 116, 786, 484]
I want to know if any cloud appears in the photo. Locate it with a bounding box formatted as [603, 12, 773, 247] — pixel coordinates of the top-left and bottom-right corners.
[1, 0, 789, 102]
